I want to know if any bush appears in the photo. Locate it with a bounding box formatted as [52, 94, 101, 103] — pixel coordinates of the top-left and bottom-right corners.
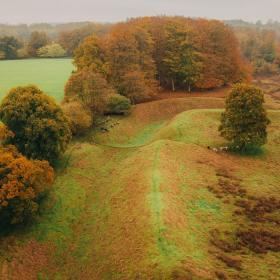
[0, 85, 72, 164]
[64, 67, 115, 116]
[219, 84, 270, 150]
[119, 70, 156, 104]
[62, 101, 93, 135]
[105, 94, 131, 115]
[0, 145, 54, 225]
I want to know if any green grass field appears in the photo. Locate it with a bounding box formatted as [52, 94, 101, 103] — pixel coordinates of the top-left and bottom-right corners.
[1, 95, 280, 279]
[0, 58, 74, 102]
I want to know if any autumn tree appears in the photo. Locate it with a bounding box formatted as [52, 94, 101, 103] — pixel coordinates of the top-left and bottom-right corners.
[0, 145, 54, 225]
[194, 19, 248, 89]
[27, 31, 49, 57]
[74, 35, 107, 73]
[64, 66, 115, 116]
[219, 84, 270, 150]
[58, 23, 110, 56]
[0, 86, 71, 164]
[119, 70, 156, 104]
[106, 23, 157, 91]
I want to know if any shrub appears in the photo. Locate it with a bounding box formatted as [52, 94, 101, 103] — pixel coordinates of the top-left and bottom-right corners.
[105, 94, 132, 115]
[119, 70, 156, 104]
[0, 85, 72, 164]
[0, 145, 54, 225]
[64, 67, 115, 116]
[219, 84, 270, 150]
[62, 101, 93, 135]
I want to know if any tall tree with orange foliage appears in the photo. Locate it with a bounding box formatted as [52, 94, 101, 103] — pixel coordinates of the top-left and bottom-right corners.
[195, 19, 248, 89]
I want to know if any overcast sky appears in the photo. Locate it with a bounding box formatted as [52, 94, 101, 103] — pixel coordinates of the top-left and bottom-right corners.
[0, 0, 278, 24]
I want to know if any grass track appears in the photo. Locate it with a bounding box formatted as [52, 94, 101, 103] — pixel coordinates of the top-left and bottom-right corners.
[1, 96, 280, 279]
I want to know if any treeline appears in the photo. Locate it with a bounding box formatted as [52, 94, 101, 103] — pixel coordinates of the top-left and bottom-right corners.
[227, 21, 280, 75]
[1, 18, 280, 78]
[0, 22, 110, 59]
[236, 28, 280, 75]
[226, 19, 280, 35]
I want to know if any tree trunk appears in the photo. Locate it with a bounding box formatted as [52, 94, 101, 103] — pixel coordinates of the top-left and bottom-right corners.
[188, 84, 191, 93]
[171, 79, 175, 92]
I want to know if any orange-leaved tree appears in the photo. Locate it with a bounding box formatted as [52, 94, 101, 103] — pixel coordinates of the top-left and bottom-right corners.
[64, 66, 115, 115]
[0, 145, 54, 225]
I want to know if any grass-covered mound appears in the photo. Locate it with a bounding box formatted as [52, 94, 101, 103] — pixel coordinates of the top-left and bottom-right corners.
[0, 96, 280, 279]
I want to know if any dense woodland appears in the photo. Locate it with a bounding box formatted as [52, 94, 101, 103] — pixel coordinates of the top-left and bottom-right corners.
[0, 19, 279, 77]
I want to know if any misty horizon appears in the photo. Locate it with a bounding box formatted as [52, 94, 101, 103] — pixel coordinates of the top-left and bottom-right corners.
[0, 0, 278, 25]
[0, 18, 278, 27]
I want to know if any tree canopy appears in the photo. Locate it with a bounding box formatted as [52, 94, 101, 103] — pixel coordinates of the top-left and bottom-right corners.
[219, 83, 270, 150]
[0, 36, 21, 60]
[70, 16, 248, 103]
[0, 85, 72, 164]
[0, 145, 54, 225]
[37, 43, 66, 58]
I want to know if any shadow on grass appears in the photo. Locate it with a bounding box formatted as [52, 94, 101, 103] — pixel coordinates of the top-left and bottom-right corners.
[228, 146, 265, 157]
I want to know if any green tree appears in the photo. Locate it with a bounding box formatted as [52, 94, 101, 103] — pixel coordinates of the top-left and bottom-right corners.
[37, 43, 66, 58]
[105, 94, 131, 115]
[0, 36, 22, 60]
[0, 86, 72, 164]
[219, 84, 270, 150]
[163, 24, 202, 92]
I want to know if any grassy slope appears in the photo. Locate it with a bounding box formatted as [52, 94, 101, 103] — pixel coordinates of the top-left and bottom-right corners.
[0, 96, 280, 279]
[0, 59, 74, 101]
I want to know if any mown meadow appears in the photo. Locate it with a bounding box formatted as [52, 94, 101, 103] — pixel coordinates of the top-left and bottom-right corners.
[0, 58, 74, 101]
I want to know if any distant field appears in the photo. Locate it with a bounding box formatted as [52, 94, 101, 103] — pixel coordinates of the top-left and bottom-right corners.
[0, 58, 74, 102]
